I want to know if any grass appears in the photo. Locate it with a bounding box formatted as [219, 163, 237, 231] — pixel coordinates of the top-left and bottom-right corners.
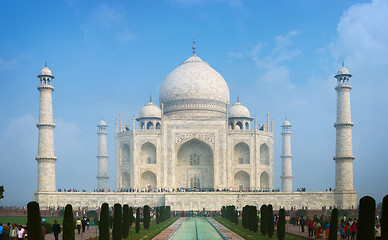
[88, 217, 178, 240]
[214, 217, 306, 240]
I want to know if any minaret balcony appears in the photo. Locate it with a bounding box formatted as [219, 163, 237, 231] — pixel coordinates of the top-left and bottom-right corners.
[333, 156, 355, 161]
[36, 123, 56, 128]
[37, 85, 54, 91]
[334, 122, 354, 127]
[335, 85, 352, 91]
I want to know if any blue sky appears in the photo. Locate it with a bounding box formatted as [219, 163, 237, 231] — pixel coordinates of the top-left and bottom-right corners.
[1, 0, 388, 206]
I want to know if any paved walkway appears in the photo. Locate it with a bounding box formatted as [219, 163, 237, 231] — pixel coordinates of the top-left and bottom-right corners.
[207, 217, 245, 240]
[282, 224, 340, 239]
[45, 226, 101, 240]
[152, 217, 185, 239]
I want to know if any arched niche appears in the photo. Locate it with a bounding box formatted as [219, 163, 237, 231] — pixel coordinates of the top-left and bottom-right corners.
[260, 143, 270, 165]
[176, 138, 214, 188]
[122, 171, 130, 189]
[141, 171, 157, 190]
[121, 144, 130, 165]
[234, 170, 250, 190]
[260, 171, 269, 189]
[141, 142, 156, 164]
[234, 142, 250, 164]
[147, 121, 154, 130]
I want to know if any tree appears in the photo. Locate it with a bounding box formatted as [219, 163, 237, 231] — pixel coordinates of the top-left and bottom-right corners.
[99, 203, 110, 240]
[357, 196, 376, 240]
[135, 208, 141, 233]
[328, 208, 338, 240]
[267, 204, 274, 238]
[382, 195, 388, 240]
[113, 203, 122, 240]
[122, 204, 130, 239]
[0, 186, 4, 199]
[27, 201, 42, 240]
[129, 207, 134, 227]
[235, 210, 239, 225]
[143, 205, 151, 229]
[252, 206, 258, 233]
[260, 205, 268, 235]
[242, 206, 247, 229]
[63, 204, 75, 240]
[277, 208, 285, 240]
[156, 207, 160, 224]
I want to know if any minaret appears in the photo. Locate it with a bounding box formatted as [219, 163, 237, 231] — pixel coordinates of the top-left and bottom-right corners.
[334, 65, 355, 192]
[281, 120, 293, 192]
[97, 119, 109, 191]
[36, 64, 57, 192]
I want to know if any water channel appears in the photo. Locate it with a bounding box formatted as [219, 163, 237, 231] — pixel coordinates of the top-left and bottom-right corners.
[172, 217, 225, 240]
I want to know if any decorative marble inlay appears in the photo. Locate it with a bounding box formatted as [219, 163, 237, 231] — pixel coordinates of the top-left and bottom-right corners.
[175, 132, 215, 146]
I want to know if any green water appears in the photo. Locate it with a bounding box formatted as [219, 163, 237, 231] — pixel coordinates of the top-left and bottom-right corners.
[172, 217, 224, 240]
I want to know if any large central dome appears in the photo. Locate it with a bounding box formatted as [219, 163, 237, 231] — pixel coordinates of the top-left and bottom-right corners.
[159, 53, 230, 118]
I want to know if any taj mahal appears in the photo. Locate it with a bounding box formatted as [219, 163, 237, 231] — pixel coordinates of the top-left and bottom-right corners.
[34, 41, 357, 211]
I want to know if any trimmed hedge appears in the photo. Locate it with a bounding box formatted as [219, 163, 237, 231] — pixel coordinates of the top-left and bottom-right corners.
[122, 204, 130, 239]
[99, 203, 110, 240]
[328, 208, 338, 240]
[27, 201, 42, 240]
[63, 204, 75, 240]
[277, 208, 285, 240]
[113, 203, 122, 240]
[357, 196, 376, 240]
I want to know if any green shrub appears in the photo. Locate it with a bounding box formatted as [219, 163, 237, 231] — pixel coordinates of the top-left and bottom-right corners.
[156, 207, 160, 224]
[99, 203, 110, 240]
[234, 210, 238, 225]
[43, 222, 53, 234]
[27, 201, 42, 240]
[63, 204, 75, 240]
[277, 208, 285, 240]
[129, 206, 134, 227]
[328, 208, 338, 240]
[87, 210, 99, 219]
[357, 196, 376, 240]
[113, 203, 122, 240]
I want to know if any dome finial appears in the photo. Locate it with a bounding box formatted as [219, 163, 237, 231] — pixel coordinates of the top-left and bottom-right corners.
[237, 96, 239, 102]
[45, 61, 47, 67]
[342, 61, 344, 67]
[192, 35, 196, 54]
[150, 96, 152, 102]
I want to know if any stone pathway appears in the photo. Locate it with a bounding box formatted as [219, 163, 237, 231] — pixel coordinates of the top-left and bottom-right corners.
[44, 226, 101, 240]
[207, 217, 245, 240]
[281, 224, 341, 239]
[152, 217, 185, 239]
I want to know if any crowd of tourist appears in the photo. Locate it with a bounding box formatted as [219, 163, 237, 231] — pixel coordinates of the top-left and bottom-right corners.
[117, 187, 281, 193]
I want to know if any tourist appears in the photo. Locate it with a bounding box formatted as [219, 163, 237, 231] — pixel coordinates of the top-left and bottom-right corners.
[340, 223, 345, 240]
[76, 219, 82, 234]
[344, 222, 351, 240]
[4, 223, 11, 237]
[300, 216, 306, 232]
[314, 220, 321, 239]
[16, 225, 25, 240]
[9, 224, 17, 240]
[41, 223, 46, 240]
[86, 218, 90, 230]
[81, 217, 86, 233]
[0, 223, 3, 240]
[350, 220, 357, 240]
[323, 219, 330, 239]
[51, 220, 61, 240]
[375, 223, 382, 240]
[308, 218, 314, 237]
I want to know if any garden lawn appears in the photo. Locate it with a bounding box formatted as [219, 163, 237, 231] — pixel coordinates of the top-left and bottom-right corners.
[89, 217, 178, 240]
[214, 217, 306, 240]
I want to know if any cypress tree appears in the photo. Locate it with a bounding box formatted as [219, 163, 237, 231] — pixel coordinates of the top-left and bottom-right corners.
[242, 206, 246, 229]
[277, 208, 285, 240]
[382, 195, 388, 240]
[252, 206, 258, 233]
[167, 206, 171, 219]
[221, 206, 225, 218]
[357, 196, 376, 240]
[99, 203, 110, 240]
[122, 204, 130, 239]
[235, 210, 239, 225]
[112, 203, 122, 240]
[27, 201, 42, 240]
[63, 204, 75, 240]
[135, 208, 140, 233]
[328, 208, 338, 240]
[268, 204, 274, 238]
[143, 205, 151, 229]
[156, 207, 160, 224]
[260, 205, 268, 235]
[129, 207, 134, 227]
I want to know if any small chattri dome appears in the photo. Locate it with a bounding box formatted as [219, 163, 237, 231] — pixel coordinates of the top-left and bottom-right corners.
[337, 66, 350, 75]
[40, 66, 53, 76]
[98, 119, 107, 126]
[229, 102, 251, 118]
[282, 120, 291, 126]
[139, 101, 161, 119]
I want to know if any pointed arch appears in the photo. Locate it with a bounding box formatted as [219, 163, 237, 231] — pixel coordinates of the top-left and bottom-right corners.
[260, 143, 270, 165]
[260, 171, 269, 189]
[141, 171, 157, 190]
[141, 142, 156, 164]
[234, 142, 250, 164]
[146, 121, 154, 130]
[155, 122, 161, 129]
[236, 121, 243, 130]
[245, 122, 249, 130]
[122, 171, 130, 189]
[121, 144, 130, 165]
[234, 170, 250, 190]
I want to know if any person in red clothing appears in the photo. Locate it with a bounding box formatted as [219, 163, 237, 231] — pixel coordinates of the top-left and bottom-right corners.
[350, 221, 357, 240]
[344, 223, 351, 240]
[308, 219, 314, 237]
